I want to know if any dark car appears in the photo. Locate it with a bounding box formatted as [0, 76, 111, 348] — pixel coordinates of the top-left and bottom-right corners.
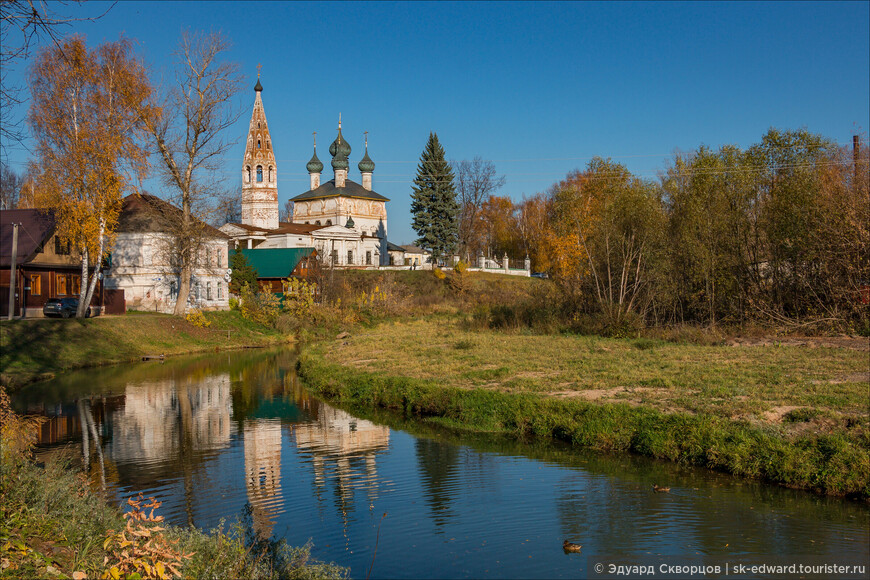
[43, 297, 90, 318]
[530, 272, 549, 279]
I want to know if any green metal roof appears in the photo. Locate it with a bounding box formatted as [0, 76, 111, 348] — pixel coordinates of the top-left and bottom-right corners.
[236, 247, 315, 279]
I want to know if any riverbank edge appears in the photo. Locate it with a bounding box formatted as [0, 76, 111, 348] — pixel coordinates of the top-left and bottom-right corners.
[0, 443, 349, 579]
[0, 312, 293, 391]
[0, 343, 285, 390]
[295, 350, 870, 500]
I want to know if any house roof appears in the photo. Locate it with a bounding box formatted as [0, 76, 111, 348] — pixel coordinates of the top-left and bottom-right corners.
[236, 247, 316, 279]
[386, 241, 405, 252]
[224, 221, 324, 236]
[0, 209, 56, 267]
[400, 245, 430, 254]
[290, 178, 389, 203]
[117, 194, 229, 239]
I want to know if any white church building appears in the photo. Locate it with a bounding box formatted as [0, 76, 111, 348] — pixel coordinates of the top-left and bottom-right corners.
[220, 75, 390, 267]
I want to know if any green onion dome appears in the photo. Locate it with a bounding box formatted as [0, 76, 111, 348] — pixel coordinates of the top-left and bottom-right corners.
[306, 148, 323, 173]
[329, 128, 352, 159]
[254, 78, 263, 92]
[331, 152, 349, 171]
[345, 215, 355, 229]
[358, 147, 375, 173]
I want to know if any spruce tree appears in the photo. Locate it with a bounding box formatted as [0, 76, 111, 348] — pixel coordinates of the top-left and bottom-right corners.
[229, 250, 259, 294]
[410, 132, 459, 264]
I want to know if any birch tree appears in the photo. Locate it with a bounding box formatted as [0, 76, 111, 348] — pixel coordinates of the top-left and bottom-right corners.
[29, 35, 152, 317]
[141, 31, 242, 315]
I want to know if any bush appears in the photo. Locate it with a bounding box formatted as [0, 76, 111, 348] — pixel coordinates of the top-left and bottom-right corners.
[240, 284, 282, 327]
[228, 297, 240, 311]
[185, 309, 211, 328]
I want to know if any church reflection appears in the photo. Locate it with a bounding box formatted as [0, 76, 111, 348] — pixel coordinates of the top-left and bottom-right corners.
[22, 352, 392, 541]
[287, 377, 390, 546]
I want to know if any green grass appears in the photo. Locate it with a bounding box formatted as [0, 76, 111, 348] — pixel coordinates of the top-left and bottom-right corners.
[296, 317, 870, 498]
[0, 311, 289, 389]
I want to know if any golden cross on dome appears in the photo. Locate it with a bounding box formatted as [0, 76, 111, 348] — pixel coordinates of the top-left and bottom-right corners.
[338, 112, 342, 129]
[312, 131, 316, 147]
[257, 63, 262, 78]
[364, 131, 368, 147]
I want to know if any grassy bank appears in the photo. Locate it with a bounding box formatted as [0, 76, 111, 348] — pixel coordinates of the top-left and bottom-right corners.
[0, 311, 289, 389]
[0, 388, 347, 580]
[296, 317, 870, 498]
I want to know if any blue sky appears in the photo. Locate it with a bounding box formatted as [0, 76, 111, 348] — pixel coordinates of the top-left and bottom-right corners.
[4, 1, 869, 245]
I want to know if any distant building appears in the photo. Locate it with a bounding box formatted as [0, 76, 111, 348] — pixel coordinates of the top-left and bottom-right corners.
[220, 74, 390, 268]
[0, 208, 109, 317]
[233, 247, 318, 294]
[104, 194, 230, 312]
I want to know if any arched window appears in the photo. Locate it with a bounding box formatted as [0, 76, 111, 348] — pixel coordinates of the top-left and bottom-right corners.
[268, 166, 273, 182]
[245, 166, 251, 183]
[315, 220, 321, 225]
[257, 139, 261, 149]
[256, 166, 263, 182]
[325, 219, 332, 226]
[267, 139, 271, 150]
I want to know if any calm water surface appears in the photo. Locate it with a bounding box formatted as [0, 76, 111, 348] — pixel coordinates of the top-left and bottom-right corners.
[13, 349, 869, 579]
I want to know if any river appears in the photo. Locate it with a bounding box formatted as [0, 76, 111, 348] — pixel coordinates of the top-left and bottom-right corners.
[12, 348, 869, 579]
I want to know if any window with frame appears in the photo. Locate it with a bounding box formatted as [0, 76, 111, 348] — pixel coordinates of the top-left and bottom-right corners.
[207, 282, 212, 300]
[366, 251, 371, 265]
[217, 282, 223, 299]
[325, 219, 332, 226]
[256, 166, 263, 182]
[57, 274, 67, 295]
[331, 249, 338, 264]
[31, 275, 41, 296]
[71, 276, 81, 295]
[246, 166, 251, 183]
[347, 250, 353, 265]
[217, 250, 222, 268]
[54, 237, 70, 255]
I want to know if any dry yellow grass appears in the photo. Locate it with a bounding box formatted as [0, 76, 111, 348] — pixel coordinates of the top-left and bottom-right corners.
[324, 318, 869, 430]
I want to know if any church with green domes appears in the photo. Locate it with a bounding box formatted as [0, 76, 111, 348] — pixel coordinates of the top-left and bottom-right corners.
[220, 75, 390, 268]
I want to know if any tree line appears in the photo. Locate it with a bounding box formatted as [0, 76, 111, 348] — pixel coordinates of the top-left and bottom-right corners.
[410, 130, 868, 332]
[2, 25, 242, 317]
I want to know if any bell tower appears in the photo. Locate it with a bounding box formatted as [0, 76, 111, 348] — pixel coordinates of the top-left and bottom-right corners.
[241, 66, 279, 229]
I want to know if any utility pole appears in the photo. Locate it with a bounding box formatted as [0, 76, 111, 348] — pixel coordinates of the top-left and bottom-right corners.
[8, 223, 19, 320]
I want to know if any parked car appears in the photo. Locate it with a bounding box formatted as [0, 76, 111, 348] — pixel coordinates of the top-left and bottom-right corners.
[530, 272, 549, 279]
[43, 297, 90, 318]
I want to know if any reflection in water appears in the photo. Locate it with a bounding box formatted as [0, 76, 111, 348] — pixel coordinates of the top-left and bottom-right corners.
[13, 349, 870, 580]
[244, 420, 282, 539]
[416, 438, 460, 529]
[290, 377, 390, 547]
